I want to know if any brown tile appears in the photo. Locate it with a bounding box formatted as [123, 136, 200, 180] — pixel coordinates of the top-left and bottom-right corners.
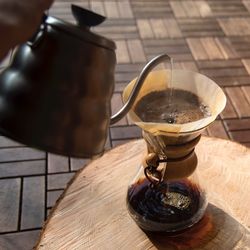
[242, 86, 250, 103]
[215, 38, 238, 59]
[48, 153, 69, 173]
[0, 160, 45, 178]
[111, 93, 128, 126]
[163, 19, 182, 38]
[0, 179, 20, 232]
[220, 96, 238, 119]
[144, 43, 190, 55]
[143, 38, 186, 47]
[184, 30, 223, 37]
[95, 26, 138, 40]
[243, 0, 250, 12]
[0, 230, 40, 250]
[197, 59, 242, 69]
[150, 19, 169, 38]
[90, 0, 105, 16]
[114, 83, 128, 93]
[143, 38, 192, 62]
[225, 118, 250, 131]
[104, 34, 139, 41]
[230, 130, 250, 143]
[229, 38, 250, 58]
[116, 63, 145, 73]
[219, 18, 250, 36]
[225, 87, 250, 117]
[169, 54, 193, 62]
[181, 1, 200, 18]
[173, 62, 183, 70]
[218, 18, 236, 36]
[104, 1, 120, 18]
[184, 61, 198, 71]
[209, 1, 248, 17]
[110, 126, 142, 140]
[178, 18, 218, 29]
[0, 136, 22, 147]
[103, 19, 136, 27]
[96, 25, 137, 35]
[230, 37, 250, 48]
[21, 176, 45, 230]
[187, 38, 209, 60]
[131, 1, 173, 18]
[200, 37, 225, 60]
[137, 19, 154, 39]
[47, 190, 64, 208]
[115, 72, 138, 83]
[47, 172, 75, 190]
[115, 40, 130, 64]
[179, 18, 224, 37]
[242, 59, 250, 75]
[0, 147, 45, 163]
[170, 1, 187, 18]
[70, 158, 90, 172]
[200, 67, 248, 78]
[195, 1, 212, 17]
[213, 76, 250, 87]
[127, 39, 146, 63]
[117, 1, 134, 18]
[178, 61, 198, 71]
[112, 139, 133, 147]
[207, 120, 229, 139]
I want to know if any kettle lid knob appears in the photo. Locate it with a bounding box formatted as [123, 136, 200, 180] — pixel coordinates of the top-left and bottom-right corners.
[71, 4, 106, 29]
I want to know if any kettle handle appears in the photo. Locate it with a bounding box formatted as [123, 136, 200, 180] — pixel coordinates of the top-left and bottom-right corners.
[27, 14, 47, 48]
[110, 54, 172, 125]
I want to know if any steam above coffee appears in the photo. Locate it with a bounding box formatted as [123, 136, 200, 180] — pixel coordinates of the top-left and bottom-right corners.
[134, 89, 211, 124]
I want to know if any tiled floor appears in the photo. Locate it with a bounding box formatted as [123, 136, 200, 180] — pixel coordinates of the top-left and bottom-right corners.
[0, 0, 250, 249]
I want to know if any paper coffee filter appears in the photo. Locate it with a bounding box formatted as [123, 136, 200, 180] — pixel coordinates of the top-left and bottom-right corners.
[123, 69, 226, 135]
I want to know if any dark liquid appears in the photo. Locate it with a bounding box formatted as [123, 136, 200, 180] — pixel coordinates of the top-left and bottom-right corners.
[127, 178, 206, 232]
[135, 89, 211, 124]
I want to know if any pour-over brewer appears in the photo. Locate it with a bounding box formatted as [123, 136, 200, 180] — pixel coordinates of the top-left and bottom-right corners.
[124, 69, 226, 232]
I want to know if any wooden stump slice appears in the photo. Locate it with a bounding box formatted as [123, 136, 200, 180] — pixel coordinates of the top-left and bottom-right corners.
[36, 137, 250, 250]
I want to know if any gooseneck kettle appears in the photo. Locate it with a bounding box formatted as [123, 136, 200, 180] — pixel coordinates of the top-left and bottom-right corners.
[0, 5, 170, 158]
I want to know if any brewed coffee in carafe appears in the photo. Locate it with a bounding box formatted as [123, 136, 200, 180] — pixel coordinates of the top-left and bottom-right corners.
[127, 170, 207, 232]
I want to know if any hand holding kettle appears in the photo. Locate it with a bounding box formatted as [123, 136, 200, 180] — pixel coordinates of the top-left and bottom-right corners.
[0, 0, 54, 59]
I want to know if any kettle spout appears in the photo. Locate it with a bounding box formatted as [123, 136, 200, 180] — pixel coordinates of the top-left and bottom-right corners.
[110, 54, 172, 125]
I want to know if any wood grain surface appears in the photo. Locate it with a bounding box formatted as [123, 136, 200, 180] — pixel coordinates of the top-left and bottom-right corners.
[36, 137, 250, 250]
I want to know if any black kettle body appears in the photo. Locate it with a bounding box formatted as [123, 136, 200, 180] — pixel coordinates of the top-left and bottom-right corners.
[0, 6, 171, 158]
[0, 8, 116, 158]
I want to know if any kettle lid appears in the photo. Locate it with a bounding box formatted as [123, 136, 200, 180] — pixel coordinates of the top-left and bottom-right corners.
[45, 5, 116, 51]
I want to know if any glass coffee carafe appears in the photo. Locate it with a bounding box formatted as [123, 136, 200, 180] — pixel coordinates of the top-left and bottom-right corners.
[124, 69, 226, 232]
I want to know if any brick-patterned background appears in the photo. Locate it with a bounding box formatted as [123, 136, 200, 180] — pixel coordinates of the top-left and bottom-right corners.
[0, 0, 250, 249]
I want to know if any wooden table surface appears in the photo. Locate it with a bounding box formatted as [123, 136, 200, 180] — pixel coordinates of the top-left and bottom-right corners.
[36, 137, 250, 250]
